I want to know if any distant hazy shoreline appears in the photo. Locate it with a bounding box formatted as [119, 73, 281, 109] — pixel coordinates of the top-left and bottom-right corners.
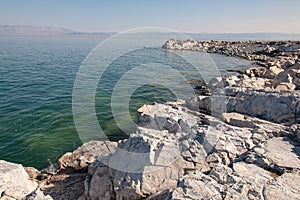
[1, 25, 300, 40]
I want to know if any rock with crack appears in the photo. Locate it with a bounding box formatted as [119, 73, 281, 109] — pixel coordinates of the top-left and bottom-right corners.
[84, 156, 115, 200]
[42, 173, 86, 200]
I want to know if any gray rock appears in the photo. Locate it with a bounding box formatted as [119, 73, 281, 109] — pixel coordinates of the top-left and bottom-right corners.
[262, 137, 300, 170]
[172, 172, 224, 200]
[85, 158, 115, 200]
[209, 164, 234, 184]
[263, 65, 284, 78]
[0, 160, 51, 200]
[245, 67, 266, 77]
[220, 162, 274, 200]
[232, 162, 272, 184]
[222, 112, 257, 128]
[197, 90, 300, 124]
[245, 137, 300, 173]
[273, 65, 300, 90]
[263, 172, 300, 200]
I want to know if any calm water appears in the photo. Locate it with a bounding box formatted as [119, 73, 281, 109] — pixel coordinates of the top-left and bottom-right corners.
[0, 36, 251, 169]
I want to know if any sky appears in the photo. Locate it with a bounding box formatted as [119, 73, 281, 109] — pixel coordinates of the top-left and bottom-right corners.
[0, 0, 299, 33]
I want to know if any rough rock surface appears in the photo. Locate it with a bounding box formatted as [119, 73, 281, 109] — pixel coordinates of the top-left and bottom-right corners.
[263, 172, 300, 200]
[58, 140, 117, 172]
[187, 88, 300, 124]
[0, 160, 51, 200]
[81, 101, 300, 199]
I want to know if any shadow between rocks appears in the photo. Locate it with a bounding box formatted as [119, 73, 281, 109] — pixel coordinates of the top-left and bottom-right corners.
[42, 172, 87, 200]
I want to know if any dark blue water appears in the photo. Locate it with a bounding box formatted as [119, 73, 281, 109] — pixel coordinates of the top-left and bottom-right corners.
[0, 36, 251, 169]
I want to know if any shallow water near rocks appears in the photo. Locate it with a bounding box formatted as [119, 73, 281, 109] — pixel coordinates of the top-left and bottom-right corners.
[0, 36, 251, 169]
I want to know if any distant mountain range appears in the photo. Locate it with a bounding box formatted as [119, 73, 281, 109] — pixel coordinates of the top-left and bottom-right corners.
[1, 25, 300, 40]
[0, 25, 113, 37]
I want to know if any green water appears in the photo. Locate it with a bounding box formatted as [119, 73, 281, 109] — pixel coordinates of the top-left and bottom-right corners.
[0, 36, 251, 169]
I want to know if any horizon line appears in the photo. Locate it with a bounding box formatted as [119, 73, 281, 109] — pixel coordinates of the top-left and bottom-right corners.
[1, 24, 300, 35]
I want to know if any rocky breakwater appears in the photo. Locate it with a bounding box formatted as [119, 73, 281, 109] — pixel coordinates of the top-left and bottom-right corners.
[1, 40, 300, 200]
[163, 39, 300, 82]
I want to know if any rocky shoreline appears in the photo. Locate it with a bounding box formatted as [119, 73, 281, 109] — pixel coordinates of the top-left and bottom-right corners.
[1, 40, 300, 200]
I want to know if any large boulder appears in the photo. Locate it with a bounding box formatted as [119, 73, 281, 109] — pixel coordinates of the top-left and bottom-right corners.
[85, 127, 197, 200]
[0, 160, 51, 200]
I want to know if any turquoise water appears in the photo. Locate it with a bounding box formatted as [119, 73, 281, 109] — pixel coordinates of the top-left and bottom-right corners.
[0, 36, 251, 169]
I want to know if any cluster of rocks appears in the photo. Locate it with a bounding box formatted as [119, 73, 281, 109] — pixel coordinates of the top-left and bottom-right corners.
[1, 40, 300, 200]
[29, 101, 298, 200]
[163, 39, 300, 87]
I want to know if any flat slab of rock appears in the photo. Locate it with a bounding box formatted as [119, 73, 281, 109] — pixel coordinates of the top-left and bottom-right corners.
[263, 172, 300, 200]
[222, 112, 257, 128]
[233, 162, 272, 184]
[263, 137, 300, 169]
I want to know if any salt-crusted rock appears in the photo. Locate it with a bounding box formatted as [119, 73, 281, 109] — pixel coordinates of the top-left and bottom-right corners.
[209, 164, 234, 184]
[109, 128, 196, 199]
[138, 103, 198, 134]
[0, 160, 51, 200]
[234, 90, 299, 124]
[222, 162, 273, 200]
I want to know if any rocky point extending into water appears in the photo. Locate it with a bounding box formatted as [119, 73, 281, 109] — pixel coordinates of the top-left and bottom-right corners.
[1, 40, 300, 200]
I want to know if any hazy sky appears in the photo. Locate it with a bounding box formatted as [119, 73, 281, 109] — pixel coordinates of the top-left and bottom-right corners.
[0, 0, 299, 33]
